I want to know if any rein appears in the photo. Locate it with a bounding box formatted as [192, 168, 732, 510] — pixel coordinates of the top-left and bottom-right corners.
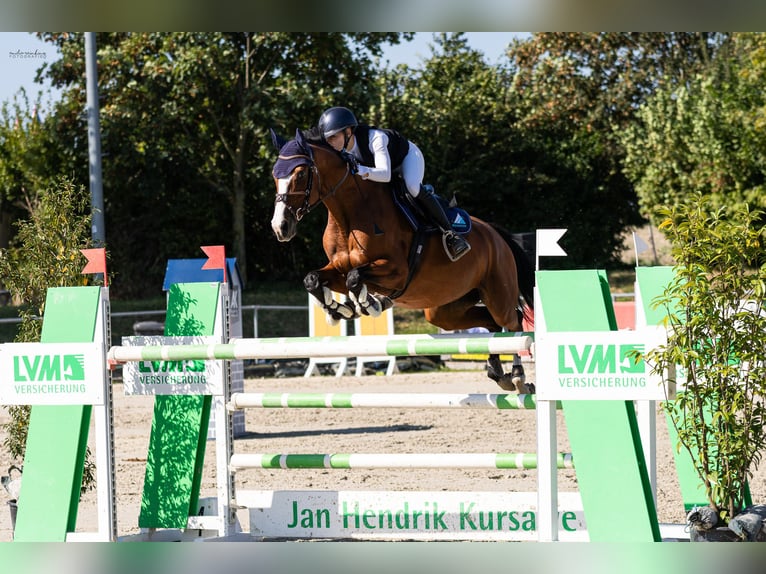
[275, 149, 351, 221]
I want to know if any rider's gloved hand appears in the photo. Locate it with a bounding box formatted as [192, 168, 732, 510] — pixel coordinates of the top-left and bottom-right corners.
[340, 151, 359, 175]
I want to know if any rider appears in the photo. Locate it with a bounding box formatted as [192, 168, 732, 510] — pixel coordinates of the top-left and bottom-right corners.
[317, 106, 470, 262]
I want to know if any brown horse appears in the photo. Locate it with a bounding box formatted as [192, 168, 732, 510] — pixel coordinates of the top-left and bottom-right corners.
[270, 128, 535, 392]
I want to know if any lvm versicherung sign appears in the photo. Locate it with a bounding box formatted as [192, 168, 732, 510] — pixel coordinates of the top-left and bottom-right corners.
[0, 342, 105, 405]
[534, 327, 673, 401]
[120, 335, 224, 395]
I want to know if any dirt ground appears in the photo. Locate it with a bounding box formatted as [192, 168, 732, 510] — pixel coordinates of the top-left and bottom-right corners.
[6, 357, 766, 543]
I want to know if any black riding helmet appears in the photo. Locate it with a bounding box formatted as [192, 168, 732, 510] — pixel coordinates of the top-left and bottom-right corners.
[318, 106, 358, 140]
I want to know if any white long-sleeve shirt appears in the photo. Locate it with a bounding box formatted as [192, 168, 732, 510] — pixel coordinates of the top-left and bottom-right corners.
[349, 129, 392, 182]
[347, 127, 425, 197]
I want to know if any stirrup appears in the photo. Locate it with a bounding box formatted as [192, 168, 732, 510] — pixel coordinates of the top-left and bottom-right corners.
[443, 233, 471, 262]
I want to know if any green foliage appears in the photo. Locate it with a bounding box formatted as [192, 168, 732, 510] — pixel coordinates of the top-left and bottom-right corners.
[0, 176, 96, 493]
[381, 34, 514, 205]
[379, 33, 726, 269]
[0, 176, 93, 314]
[648, 195, 766, 523]
[621, 33, 766, 221]
[0, 92, 61, 254]
[502, 33, 728, 267]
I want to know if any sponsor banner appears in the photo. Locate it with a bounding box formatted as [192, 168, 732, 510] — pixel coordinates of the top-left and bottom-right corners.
[121, 335, 224, 395]
[0, 342, 105, 405]
[535, 327, 672, 401]
[241, 490, 587, 541]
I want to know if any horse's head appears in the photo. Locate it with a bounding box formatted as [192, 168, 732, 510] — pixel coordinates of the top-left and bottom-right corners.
[270, 128, 315, 241]
[270, 128, 350, 242]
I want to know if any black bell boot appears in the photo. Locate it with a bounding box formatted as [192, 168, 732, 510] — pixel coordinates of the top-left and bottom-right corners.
[415, 187, 471, 261]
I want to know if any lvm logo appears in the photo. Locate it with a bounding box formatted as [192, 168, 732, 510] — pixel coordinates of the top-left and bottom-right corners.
[536, 330, 667, 400]
[13, 353, 86, 382]
[558, 343, 645, 375]
[137, 359, 206, 374]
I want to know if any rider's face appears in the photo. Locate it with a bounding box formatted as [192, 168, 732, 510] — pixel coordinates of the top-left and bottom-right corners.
[326, 129, 351, 152]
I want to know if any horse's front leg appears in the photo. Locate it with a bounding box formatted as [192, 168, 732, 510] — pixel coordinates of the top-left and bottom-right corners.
[346, 268, 392, 317]
[303, 270, 357, 324]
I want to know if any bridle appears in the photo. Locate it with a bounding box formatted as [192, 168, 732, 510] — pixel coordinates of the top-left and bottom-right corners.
[275, 145, 351, 221]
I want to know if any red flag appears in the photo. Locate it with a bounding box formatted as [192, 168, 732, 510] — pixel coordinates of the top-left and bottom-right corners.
[80, 248, 108, 287]
[200, 245, 227, 283]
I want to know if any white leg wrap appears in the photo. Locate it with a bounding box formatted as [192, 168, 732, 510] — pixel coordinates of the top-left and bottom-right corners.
[322, 287, 335, 306]
[321, 287, 354, 320]
[366, 296, 382, 317]
[348, 284, 383, 317]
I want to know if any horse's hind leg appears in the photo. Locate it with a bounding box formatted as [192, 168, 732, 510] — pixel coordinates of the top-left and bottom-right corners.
[304, 271, 357, 324]
[487, 355, 533, 394]
[425, 298, 533, 394]
[511, 358, 534, 394]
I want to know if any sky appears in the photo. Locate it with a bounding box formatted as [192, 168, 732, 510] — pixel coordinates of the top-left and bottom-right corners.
[0, 32, 524, 111]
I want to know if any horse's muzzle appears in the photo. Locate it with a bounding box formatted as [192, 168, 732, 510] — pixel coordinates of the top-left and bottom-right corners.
[273, 223, 295, 242]
[271, 203, 297, 241]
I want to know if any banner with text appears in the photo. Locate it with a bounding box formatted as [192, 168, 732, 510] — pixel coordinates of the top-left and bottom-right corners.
[241, 490, 587, 542]
[0, 342, 105, 405]
[121, 335, 224, 395]
[534, 327, 672, 400]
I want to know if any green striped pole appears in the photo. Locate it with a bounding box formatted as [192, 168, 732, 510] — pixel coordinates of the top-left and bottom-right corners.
[109, 332, 532, 364]
[229, 392, 558, 410]
[229, 452, 574, 471]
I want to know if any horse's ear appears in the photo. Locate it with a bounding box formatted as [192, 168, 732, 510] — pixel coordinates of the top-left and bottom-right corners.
[295, 128, 314, 160]
[270, 127, 286, 151]
[295, 128, 306, 147]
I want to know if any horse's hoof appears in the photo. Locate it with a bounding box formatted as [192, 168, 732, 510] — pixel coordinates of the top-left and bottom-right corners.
[510, 365, 526, 386]
[510, 365, 534, 394]
[495, 374, 535, 394]
[325, 302, 355, 323]
[324, 311, 341, 326]
[516, 381, 536, 395]
[495, 374, 518, 392]
[365, 296, 383, 317]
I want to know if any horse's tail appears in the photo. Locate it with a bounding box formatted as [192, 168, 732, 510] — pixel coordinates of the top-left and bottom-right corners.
[489, 223, 535, 324]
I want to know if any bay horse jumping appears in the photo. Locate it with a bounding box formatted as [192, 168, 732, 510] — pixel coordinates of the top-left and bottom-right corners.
[270, 128, 535, 393]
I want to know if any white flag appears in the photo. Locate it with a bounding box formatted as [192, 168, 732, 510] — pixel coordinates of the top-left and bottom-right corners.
[536, 228, 567, 257]
[633, 232, 649, 255]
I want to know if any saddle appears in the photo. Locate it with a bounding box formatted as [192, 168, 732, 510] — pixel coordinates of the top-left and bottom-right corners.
[391, 177, 472, 235]
[384, 177, 471, 299]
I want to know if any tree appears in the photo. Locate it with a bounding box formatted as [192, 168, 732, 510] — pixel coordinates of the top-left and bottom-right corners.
[622, 33, 766, 218]
[499, 33, 733, 266]
[649, 196, 766, 528]
[39, 32, 411, 296]
[379, 34, 518, 209]
[0, 92, 56, 253]
[381, 33, 697, 267]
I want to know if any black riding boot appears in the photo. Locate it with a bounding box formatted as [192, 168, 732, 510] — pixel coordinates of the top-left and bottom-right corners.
[415, 187, 471, 261]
